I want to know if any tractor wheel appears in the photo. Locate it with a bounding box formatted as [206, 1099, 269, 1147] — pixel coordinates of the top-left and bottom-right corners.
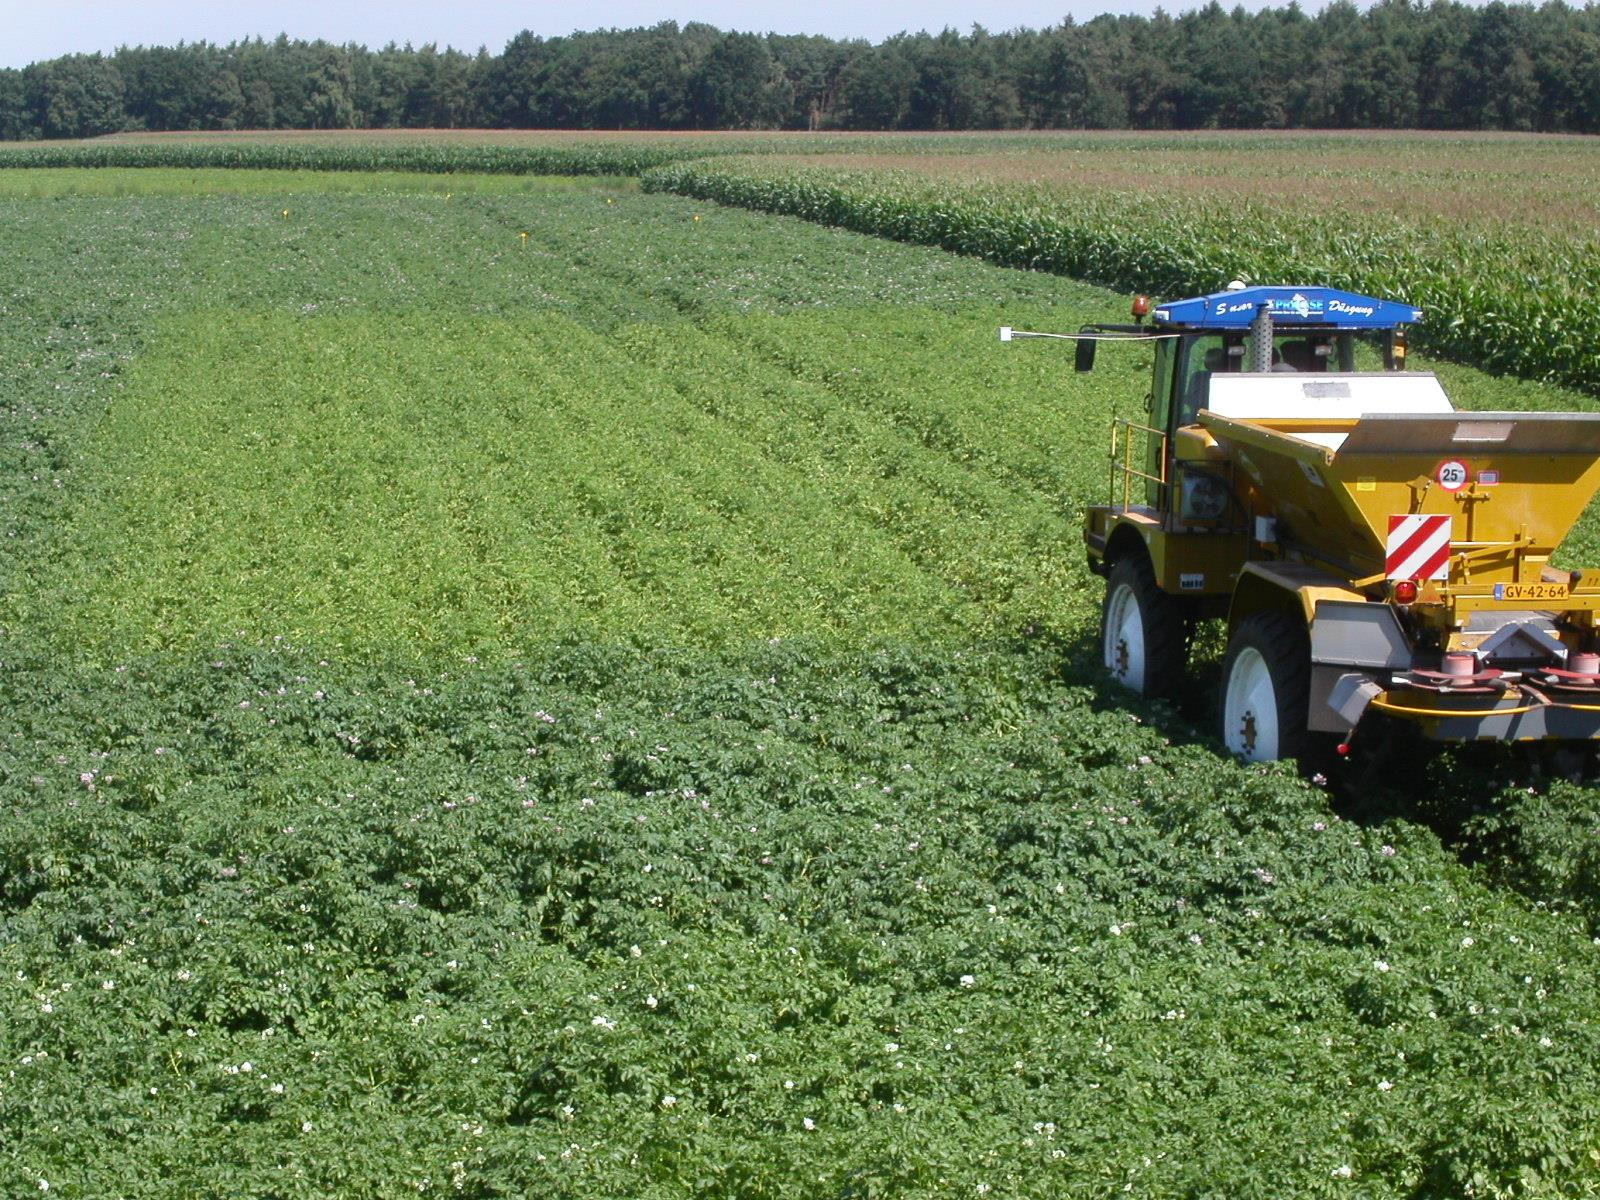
[1221, 611, 1311, 763]
[1101, 554, 1188, 698]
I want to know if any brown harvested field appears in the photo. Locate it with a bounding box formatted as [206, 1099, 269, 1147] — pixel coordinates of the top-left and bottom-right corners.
[776, 134, 1600, 237]
[12, 127, 1599, 236]
[89, 128, 802, 146]
[53, 128, 1060, 150]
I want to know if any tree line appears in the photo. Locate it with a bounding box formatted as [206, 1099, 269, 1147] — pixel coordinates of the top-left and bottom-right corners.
[4, 0, 1598, 139]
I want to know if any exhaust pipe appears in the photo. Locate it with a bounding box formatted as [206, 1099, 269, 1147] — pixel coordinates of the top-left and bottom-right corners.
[1249, 303, 1274, 373]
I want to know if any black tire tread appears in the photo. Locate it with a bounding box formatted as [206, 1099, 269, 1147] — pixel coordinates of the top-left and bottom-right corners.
[1222, 609, 1312, 761]
[1103, 554, 1189, 699]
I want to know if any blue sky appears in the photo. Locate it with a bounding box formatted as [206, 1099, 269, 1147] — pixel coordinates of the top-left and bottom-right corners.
[6, 0, 1325, 69]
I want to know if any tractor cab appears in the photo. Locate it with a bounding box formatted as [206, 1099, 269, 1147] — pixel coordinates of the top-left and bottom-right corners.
[1075, 285, 1423, 513]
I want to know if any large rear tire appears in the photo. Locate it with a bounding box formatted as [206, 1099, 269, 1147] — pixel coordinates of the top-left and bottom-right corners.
[1101, 554, 1188, 698]
[1221, 611, 1311, 763]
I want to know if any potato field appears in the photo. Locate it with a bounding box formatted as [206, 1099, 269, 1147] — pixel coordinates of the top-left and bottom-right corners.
[3, 145, 1600, 1198]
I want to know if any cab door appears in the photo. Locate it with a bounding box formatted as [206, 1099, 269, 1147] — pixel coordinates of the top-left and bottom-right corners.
[1150, 333, 1230, 508]
[1144, 337, 1177, 508]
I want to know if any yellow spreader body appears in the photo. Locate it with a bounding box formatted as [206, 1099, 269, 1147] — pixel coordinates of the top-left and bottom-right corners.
[1194, 406, 1600, 602]
[1064, 286, 1600, 762]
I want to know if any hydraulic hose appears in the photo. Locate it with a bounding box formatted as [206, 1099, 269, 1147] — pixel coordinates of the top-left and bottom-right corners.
[1370, 682, 1600, 719]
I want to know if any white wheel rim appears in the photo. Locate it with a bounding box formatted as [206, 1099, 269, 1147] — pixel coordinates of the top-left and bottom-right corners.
[1104, 581, 1146, 692]
[1225, 646, 1279, 761]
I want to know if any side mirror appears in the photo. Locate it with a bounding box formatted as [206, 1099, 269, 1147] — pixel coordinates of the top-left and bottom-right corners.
[1075, 333, 1097, 373]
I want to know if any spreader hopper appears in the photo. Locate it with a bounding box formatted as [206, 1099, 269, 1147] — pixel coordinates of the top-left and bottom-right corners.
[1198, 374, 1600, 587]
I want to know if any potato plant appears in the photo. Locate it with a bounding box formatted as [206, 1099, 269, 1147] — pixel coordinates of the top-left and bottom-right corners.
[2, 172, 1600, 1198]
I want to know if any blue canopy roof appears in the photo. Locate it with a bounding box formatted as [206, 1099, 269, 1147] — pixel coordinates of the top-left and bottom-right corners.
[1150, 286, 1423, 330]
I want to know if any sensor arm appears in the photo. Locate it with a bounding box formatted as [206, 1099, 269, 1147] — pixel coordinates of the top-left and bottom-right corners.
[999, 325, 1179, 343]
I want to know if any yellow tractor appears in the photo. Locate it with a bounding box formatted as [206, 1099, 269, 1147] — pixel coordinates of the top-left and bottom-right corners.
[1010, 285, 1600, 763]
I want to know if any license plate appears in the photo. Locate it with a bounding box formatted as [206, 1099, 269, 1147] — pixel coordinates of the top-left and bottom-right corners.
[1494, 582, 1569, 602]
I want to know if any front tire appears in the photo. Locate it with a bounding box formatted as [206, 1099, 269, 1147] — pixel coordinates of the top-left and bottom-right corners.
[1101, 554, 1188, 698]
[1221, 611, 1311, 762]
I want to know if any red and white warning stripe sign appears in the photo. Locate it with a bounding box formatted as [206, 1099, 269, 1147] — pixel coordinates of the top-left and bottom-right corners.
[1387, 514, 1452, 581]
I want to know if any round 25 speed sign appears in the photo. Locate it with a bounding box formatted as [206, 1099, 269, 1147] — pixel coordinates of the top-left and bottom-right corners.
[1435, 459, 1469, 492]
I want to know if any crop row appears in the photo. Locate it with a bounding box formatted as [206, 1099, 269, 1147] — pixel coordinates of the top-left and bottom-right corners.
[643, 157, 1600, 395]
[0, 185, 1117, 659]
[24, 302, 1117, 657]
[0, 132, 1149, 176]
[16, 129, 1547, 182]
[0, 139, 715, 176]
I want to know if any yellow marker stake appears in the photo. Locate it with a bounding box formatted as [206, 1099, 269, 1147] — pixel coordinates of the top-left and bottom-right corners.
[281, 208, 289, 218]
[520, 231, 528, 247]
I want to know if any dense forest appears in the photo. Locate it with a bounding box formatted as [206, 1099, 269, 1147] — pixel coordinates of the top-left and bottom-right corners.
[3, 0, 1598, 138]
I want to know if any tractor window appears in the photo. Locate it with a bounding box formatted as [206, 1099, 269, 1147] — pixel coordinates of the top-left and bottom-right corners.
[1344, 331, 1393, 371]
[1275, 331, 1394, 372]
[1175, 335, 1230, 426]
[1144, 339, 1178, 507]
[1150, 338, 1176, 429]
[1272, 337, 1330, 372]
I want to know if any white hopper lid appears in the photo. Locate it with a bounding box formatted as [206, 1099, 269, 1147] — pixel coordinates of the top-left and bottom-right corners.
[1202, 372, 1454, 450]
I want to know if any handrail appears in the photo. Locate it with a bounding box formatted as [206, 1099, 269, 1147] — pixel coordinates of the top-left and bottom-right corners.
[1109, 418, 1168, 511]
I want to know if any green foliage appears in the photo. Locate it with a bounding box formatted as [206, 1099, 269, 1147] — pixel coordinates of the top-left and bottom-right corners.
[0, 184, 1114, 659]
[4, 172, 1600, 1196]
[5, 638, 1600, 1197]
[6, 5, 1600, 137]
[0, 132, 1062, 175]
[0, 167, 639, 198]
[644, 156, 1600, 395]
[1462, 777, 1600, 919]
[0, 138, 705, 176]
[16, 305, 1109, 656]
